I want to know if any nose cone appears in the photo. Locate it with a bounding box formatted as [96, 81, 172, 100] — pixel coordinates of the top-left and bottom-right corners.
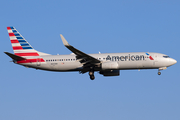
[169, 58, 177, 65]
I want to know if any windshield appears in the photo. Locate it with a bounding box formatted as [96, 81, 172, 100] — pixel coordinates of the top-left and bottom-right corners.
[163, 56, 170, 58]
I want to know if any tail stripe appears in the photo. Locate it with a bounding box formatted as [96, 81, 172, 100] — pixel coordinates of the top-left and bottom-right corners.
[18, 40, 26, 42]
[22, 47, 33, 49]
[15, 53, 39, 56]
[13, 49, 38, 53]
[16, 37, 23, 39]
[12, 43, 21, 46]
[11, 40, 19, 43]
[9, 33, 15, 36]
[10, 36, 17, 40]
[20, 43, 29, 46]
[7, 27, 12, 30]
[13, 46, 23, 50]
[17, 58, 45, 64]
[7, 26, 39, 56]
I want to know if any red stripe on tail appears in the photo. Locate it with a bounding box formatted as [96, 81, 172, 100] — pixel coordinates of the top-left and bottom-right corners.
[11, 40, 19, 43]
[13, 46, 23, 50]
[17, 58, 44, 64]
[7, 27, 11, 30]
[15, 53, 39, 56]
[9, 33, 15, 36]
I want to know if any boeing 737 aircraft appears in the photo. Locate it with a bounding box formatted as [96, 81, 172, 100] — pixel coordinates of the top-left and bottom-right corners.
[5, 27, 177, 80]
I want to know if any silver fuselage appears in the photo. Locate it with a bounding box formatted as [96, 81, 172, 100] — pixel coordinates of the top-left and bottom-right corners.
[17, 52, 177, 72]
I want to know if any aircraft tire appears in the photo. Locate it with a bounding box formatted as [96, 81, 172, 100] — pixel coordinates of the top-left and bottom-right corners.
[158, 72, 161, 75]
[90, 75, 95, 80]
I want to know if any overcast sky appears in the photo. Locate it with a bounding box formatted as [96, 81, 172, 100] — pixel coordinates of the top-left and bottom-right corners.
[0, 0, 180, 120]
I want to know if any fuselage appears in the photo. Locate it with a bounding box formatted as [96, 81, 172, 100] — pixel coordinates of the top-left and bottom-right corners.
[16, 52, 177, 72]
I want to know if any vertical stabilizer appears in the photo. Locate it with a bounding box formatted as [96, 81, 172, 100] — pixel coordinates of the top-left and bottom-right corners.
[7, 27, 49, 57]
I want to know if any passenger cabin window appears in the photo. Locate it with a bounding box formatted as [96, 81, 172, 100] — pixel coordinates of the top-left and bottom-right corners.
[163, 56, 170, 58]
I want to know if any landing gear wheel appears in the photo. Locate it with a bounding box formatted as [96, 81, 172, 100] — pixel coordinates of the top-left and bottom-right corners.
[90, 75, 95, 80]
[89, 69, 95, 80]
[158, 71, 161, 75]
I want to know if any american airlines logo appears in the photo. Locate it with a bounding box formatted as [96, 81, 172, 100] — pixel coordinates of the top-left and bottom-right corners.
[106, 53, 154, 61]
[146, 53, 154, 60]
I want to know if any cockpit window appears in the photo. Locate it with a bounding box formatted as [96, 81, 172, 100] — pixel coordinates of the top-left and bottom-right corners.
[163, 56, 170, 58]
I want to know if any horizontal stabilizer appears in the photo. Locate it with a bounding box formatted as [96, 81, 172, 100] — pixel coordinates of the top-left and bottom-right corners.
[4, 52, 26, 61]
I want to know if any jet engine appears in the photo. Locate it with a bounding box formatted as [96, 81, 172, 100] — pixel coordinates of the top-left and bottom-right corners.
[99, 70, 120, 76]
[101, 62, 119, 70]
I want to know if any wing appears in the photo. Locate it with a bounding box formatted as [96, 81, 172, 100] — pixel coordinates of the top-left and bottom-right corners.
[60, 34, 101, 72]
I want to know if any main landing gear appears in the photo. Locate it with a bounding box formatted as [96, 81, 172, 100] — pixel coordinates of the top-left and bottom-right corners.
[89, 70, 95, 80]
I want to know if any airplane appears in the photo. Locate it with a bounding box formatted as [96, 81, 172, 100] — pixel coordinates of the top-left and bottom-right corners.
[5, 26, 177, 80]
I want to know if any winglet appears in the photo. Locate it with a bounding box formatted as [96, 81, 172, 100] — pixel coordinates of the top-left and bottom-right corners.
[60, 34, 70, 46]
[59, 34, 101, 64]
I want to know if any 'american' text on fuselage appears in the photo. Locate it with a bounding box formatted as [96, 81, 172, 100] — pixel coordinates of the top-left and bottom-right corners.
[106, 54, 145, 61]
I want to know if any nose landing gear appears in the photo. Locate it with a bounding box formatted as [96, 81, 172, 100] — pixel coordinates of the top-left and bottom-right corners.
[157, 67, 167, 75]
[158, 71, 161, 75]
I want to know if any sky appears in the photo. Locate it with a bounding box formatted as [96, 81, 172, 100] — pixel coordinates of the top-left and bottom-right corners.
[0, 0, 180, 120]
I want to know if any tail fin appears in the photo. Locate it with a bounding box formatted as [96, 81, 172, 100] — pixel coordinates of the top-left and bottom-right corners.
[7, 27, 49, 57]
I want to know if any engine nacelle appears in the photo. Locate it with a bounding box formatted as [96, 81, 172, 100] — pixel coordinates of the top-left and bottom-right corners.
[99, 70, 120, 76]
[101, 62, 119, 70]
